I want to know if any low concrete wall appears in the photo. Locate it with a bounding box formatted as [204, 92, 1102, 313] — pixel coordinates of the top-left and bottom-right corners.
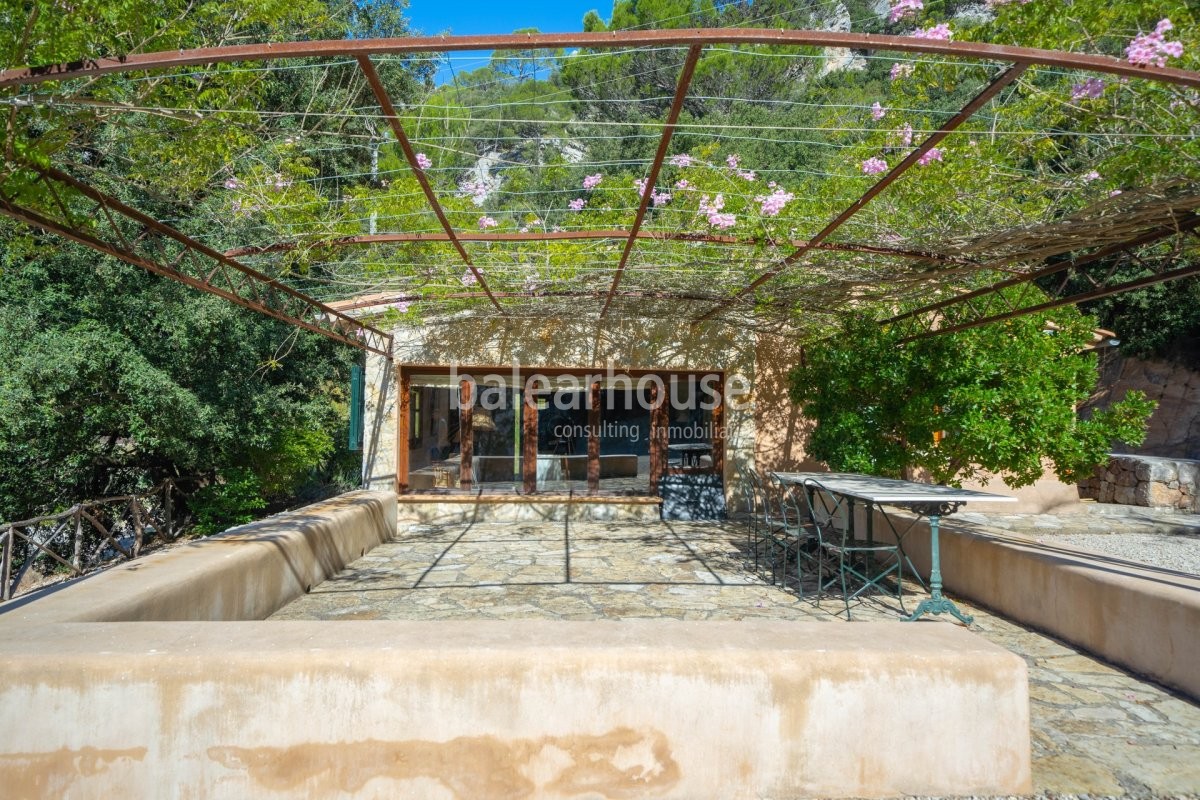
[874, 509, 1200, 700]
[0, 490, 397, 624]
[0, 620, 1030, 799]
[0, 494, 1031, 798]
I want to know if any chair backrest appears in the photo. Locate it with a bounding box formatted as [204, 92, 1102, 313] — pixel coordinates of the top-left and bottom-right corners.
[778, 482, 808, 533]
[734, 463, 758, 516]
[801, 478, 850, 547]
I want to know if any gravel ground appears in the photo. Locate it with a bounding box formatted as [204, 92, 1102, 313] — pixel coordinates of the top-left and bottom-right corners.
[1040, 532, 1200, 575]
[954, 506, 1200, 576]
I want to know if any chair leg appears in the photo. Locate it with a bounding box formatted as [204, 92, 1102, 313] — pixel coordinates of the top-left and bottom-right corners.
[840, 555, 851, 621]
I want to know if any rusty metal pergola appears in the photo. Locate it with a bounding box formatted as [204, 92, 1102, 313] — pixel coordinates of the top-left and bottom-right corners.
[1, 29, 1198, 357]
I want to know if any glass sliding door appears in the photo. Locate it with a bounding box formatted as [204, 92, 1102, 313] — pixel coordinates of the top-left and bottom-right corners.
[597, 381, 652, 494]
[471, 384, 521, 493]
[667, 374, 717, 472]
[397, 366, 723, 496]
[405, 385, 461, 492]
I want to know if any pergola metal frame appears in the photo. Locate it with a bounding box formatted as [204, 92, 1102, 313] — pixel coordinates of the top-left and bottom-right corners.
[2, 28, 1199, 358]
[0, 164, 393, 356]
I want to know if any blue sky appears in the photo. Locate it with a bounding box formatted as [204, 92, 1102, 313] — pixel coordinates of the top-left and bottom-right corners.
[405, 0, 605, 37]
[404, 0, 607, 83]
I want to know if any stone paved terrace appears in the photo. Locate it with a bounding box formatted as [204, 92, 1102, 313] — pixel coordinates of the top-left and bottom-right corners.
[271, 518, 1200, 798]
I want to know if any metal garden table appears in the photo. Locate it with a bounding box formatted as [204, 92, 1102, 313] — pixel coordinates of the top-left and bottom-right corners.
[771, 473, 1016, 624]
[669, 443, 713, 468]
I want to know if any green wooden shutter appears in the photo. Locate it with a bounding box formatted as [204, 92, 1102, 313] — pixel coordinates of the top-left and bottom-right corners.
[349, 364, 365, 452]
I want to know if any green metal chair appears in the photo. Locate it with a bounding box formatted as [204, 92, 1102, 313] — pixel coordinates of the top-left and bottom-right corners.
[734, 463, 762, 570]
[773, 481, 828, 599]
[758, 472, 805, 587]
[801, 477, 905, 619]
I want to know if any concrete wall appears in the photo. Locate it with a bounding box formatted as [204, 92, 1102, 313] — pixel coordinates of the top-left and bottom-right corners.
[0, 489, 1032, 799]
[0, 620, 1030, 799]
[875, 509, 1200, 700]
[0, 491, 397, 624]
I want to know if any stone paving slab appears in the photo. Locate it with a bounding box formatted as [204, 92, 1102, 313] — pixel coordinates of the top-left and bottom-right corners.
[270, 519, 1200, 798]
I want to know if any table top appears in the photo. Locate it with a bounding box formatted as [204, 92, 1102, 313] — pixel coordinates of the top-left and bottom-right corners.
[771, 472, 1017, 505]
[668, 443, 713, 452]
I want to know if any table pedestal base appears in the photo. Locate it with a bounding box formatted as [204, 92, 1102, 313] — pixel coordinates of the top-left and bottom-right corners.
[903, 513, 974, 625]
[907, 595, 974, 625]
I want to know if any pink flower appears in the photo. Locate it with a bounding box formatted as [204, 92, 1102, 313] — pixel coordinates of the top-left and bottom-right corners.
[698, 194, 725, 215]
[568, 198, 586, 211]
[669, 154, 692, 168]
[651, 190, 672, 207]
[913, 23, 952, 41]
[460, 180, 489, 205]
[633, 177, 648, 197]
[758, 189, 795, 217]
[890, 63, 914, 81]
[900, 123, 914, 146]
[1109, 189, 1123, 197]
[271, 175, 291, 191]
[888, 0, 922, 23]
[726, 154, 740, 169]
[862, 157, 889, 175]
[478, 215, 498, 229]
[461, 270, 478, 286]
[388, 300, 411, 313]
[708, 212, 736, 230]
[1071, 78, 1105, 100]
[871, 102, 887, 120]
[1081, 170, 1101, 184]
[582, 173, 602, 190]
[223, 177, 241, 189]
[737, 169, 757, 181]
[1126, 20, 1184, 67]
[415, 153, 432, 169]
[917, 148, 943, 166]
[674, 179, 690, 190]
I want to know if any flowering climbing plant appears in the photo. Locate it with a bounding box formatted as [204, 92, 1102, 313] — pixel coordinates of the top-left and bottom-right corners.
[72, 0, 1193, 330]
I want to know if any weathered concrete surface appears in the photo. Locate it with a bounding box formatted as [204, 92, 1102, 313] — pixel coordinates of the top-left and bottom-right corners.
[0, 490, 397, 624]
[271, 519, 1200, 796]
[881, 509, 1200, 700]
[0, 620, 1030, 800]
[0, 497, 1029, 799]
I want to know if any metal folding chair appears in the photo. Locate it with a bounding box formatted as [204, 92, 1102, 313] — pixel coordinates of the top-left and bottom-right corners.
[801, 478, 905, 619]
[734, 463, 761, 570]
[774, 482, 829, 599]
[756, 472, 802, 587]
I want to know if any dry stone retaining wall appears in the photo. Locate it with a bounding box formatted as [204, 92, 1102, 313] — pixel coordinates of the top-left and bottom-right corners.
[1079, 454, 1199, 512]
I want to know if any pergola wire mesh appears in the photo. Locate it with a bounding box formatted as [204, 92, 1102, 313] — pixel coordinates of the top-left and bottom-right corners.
[0, 29, 1198, 352]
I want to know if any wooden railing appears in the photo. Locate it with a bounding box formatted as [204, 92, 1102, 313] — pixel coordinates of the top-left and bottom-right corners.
[0, 479, 181, 601]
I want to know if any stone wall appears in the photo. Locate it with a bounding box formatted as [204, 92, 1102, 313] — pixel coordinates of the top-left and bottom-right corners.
[1078, 455, 1199, 512]
[1085, 355, 1200, 460]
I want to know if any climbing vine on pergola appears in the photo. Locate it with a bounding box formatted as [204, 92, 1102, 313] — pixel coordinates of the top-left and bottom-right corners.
[1, 26, 1198, 356]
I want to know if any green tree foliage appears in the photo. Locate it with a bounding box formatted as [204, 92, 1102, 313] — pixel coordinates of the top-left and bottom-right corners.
[788, 301, 1155, 488]
[0, 1, 429, 528]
